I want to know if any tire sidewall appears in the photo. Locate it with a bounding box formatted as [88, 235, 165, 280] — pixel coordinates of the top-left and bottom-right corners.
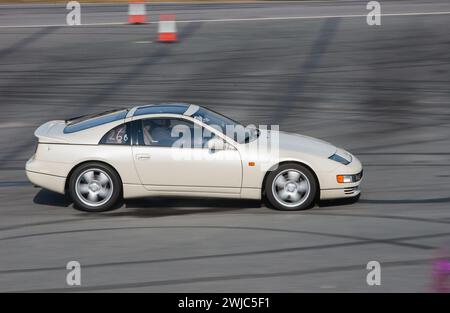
[69, 162, 122, 212]
[265, 163, 318, 211]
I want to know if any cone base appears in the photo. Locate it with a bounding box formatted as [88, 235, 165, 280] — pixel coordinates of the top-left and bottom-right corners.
[128, 15, 147, 24]
[158, 32, 177, 42]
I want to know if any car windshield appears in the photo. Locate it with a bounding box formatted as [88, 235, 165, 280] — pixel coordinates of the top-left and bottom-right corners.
[64, 109, 128, 134]
[191, 107, 259, 144]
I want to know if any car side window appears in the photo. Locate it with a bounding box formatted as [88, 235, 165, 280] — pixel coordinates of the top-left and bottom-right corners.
[138, 118, 214, 148]
[100, 123, 130, 145]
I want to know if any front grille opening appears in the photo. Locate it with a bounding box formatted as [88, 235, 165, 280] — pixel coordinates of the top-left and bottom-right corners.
[344, 187, 358, 195]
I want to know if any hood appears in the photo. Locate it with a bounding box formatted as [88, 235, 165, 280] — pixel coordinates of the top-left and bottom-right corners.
[264, 130, 337, 158]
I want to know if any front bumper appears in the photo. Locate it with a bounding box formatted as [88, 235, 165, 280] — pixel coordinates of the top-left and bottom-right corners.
[320, 184, 361, 200]
[319, 151, 363, 200]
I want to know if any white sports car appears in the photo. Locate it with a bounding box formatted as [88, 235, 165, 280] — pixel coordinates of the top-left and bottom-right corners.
[26, 103, 363, 212]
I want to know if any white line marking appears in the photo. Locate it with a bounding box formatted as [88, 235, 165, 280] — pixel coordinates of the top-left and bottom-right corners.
[0, 11, 449, 29]
[0, 122, 31, 129]
[0, 1, 336, 8]
[176, 11, 450, 23]
[0, 22, 128, 29]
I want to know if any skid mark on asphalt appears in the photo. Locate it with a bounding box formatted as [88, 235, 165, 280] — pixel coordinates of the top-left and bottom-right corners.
[0, 240, 428, 275]
[0, 27, 60, 60]
[5, 229, 450, 275]
[355, 136, 450, 153]
[0, 24, 203, 164]
[0, 225, 441, 252]
[9, 257, 434, 293]
[272, 17, 339, 124]
[309, 212, 450, 224]
[360, 197, 450, 204]
[161, 38, 269, 112]
[0, 181, 30, 187]
[0, 28, 62, 164]
[82, 22, 203, 109]
[1, 197, 449, 233]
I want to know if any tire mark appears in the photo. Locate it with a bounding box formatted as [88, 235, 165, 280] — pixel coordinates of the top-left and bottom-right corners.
[0, 225, 437, 252]
[0, 23, 202, 164]
[1, 198, 449, 233]
[359, 197, 450, 204]
[0, 217, 104, 232]
[3, 230, 447, 275]
[9, 257, 433, 293]
[82, 22, 203, 108]
[0, 241, 384, 275]
[272, 17, 340, 124]
[0, 27, 60, 60]
[0, 181, 30, 187]
[309, 212, 450, 224]
[0, 28, 61, 163]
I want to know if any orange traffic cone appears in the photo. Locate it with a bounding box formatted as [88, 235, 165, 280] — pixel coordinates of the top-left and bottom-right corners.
[128, 1, 147, 24]
[158, 14, 177, 42]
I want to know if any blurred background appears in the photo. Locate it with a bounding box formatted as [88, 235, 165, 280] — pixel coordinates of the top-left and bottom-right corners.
[0, 0, 449, 292]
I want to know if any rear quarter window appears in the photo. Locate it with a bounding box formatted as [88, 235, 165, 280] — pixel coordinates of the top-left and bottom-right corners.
[64, 110, 128, 134]
[100, 123, 131, 145]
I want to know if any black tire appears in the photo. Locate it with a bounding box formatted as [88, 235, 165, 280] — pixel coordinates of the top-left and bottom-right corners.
[265, 163, 318, 211]
[68, 162, 122, 212]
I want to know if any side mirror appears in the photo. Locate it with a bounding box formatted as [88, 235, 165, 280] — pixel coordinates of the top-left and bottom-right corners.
[207, 137, 226, 151]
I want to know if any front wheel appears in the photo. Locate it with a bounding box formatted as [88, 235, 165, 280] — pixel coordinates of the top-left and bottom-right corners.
[265, 164, 318, 211]
[69, 162, 122, 212]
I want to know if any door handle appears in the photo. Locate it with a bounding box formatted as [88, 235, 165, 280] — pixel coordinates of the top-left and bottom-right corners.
[136, 154, 151, 160]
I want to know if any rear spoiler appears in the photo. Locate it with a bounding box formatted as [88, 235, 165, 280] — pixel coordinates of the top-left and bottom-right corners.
[64, 108, 127, 125]
[34, 120, 67, 143]
[64, 114, 89, 124]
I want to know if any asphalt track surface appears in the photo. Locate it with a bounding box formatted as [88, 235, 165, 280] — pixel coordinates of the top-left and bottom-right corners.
[0, 0, 450, 292]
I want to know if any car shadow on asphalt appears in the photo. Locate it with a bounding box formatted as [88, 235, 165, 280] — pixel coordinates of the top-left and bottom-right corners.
[33, 189, 72, 208]
[33, 189, 264, 217]
[110, 197, 264, 218]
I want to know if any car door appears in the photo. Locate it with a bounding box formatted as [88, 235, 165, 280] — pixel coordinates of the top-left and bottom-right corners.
[131, 117, 243, 195]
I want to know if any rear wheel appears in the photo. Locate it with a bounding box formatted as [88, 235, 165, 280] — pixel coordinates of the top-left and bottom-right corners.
[69, 162, 122, 212]
[265, 163, 317, 211]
